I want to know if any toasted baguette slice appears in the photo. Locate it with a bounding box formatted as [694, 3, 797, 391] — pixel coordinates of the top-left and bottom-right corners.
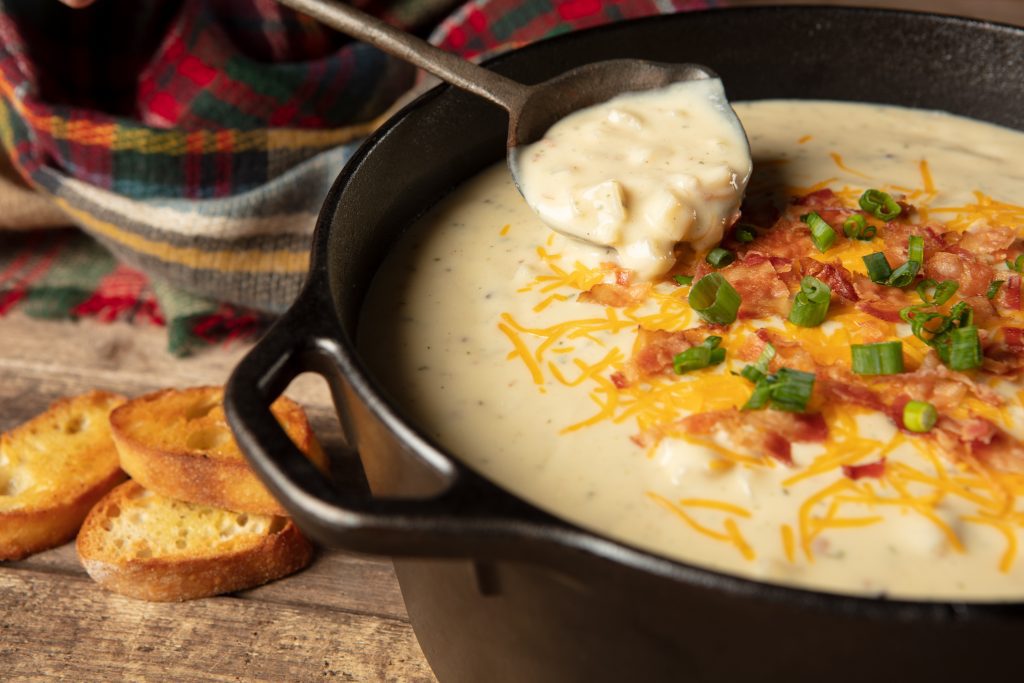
[110, 386, 325, 515]
[77, 480, 313, 601]
[0, 391, 126, 560]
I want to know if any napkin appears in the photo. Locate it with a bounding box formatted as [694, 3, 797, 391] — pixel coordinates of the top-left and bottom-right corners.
[0, 0, 719, 354]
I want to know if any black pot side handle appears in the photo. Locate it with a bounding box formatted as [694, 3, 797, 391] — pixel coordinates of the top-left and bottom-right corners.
[224, 296, 581, 563]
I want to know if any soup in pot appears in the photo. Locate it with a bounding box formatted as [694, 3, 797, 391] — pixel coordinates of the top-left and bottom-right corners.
[359, 100, 1024, 600]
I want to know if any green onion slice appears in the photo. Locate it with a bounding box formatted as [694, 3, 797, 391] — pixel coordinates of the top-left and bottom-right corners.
[1007, 255, 1024, 273]
[948, 326, 982, 371]
[863, 252, 893, 284]
[742, 367, 816, 413]
[903, 400, 938, 433]
[734, 225, 756, 243]
[851, 341, 904, 375]
[948, 301, 974, 328]
[906, 235, 924, 264]
[741, 342, 776, 383]
[987, 280, 1005, 300]
[858, 189, 902, 221]
[788, 276, 832, 328]
[706, 247, 736, 268]
[673, 336, 726, 374]
[802, 211, 836, 253]
[885, 260, 921, 288]
[688, 273, 741, 325]
[842, 214, 868, 239]
[673, 274, 694, 286]
[916, 279, 958, 306]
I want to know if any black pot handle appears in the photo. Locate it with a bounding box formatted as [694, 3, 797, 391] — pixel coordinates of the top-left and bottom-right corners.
[225, 292, 587, 562]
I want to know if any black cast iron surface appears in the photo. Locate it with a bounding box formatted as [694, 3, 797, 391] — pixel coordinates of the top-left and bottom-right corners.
[227, 7, 1024, 682]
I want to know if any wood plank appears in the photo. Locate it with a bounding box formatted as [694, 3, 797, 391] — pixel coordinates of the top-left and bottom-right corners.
[0, 569, 436, 682]
[6, 541, 411, 622]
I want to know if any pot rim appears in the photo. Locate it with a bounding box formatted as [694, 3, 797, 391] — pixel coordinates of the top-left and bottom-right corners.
[231, 5, 1024, 621]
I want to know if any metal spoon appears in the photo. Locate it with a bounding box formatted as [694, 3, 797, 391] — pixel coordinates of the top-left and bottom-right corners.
[276, 0, 729, 196]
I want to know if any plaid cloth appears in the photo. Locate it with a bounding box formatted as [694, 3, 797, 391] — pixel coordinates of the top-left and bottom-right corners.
[0, 0, 718, 355]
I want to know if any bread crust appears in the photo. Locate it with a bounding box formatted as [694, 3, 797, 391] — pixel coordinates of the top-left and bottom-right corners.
[109, 386, 326, 515]
[0, 391, 126, 561]
[77, 481, 314, 601]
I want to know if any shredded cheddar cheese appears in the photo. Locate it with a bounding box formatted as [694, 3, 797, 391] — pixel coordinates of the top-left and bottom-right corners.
[498, 154, 1024, 577]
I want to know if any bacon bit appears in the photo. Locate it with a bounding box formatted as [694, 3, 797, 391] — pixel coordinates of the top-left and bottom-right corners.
[798, 257, 859, 302]
[1003, 327, 1024, 347]
[852, 273, 912, 322]
[996, 274, 1021, 310]
[880, 222, 943, 266]
[887, 394, 913, 431]
[877, 352, 1002, 411]
[962, 295, 998, 329]
[924, 250, 994, 297]
[932, 416, 1024, 473]
[738, 328, 818, 373]
[982, 328, 1024, 376]
[958, 224, 1017, 260]
[579, 281, 651, 307]
[615, 327, 714, 384]
[720, 255, 791, 320]
[818, 374, 885, 412]
[842, 459, 887, 480]
[792, 188, 842, 209]
[746, 218, 816, 261]
[678, 409, 828, 467]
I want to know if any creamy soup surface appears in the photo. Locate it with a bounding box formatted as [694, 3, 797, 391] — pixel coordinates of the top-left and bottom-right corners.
[359, 101, 1024, 600]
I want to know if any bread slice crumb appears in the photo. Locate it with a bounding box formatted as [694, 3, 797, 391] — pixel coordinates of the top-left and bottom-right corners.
[0, 391, 126, 560]
[77, 480, 313, 601]
[110, 386, 326, 515]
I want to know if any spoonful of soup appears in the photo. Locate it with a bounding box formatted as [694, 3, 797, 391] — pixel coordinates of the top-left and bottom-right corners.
[278, 0, 752, 279]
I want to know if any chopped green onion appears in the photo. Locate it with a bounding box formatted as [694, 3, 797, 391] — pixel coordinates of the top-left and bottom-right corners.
[948, 301, 974, 328]
[885, 260, 921, 288]
[741, 342, 776, 383]
[987, 280, 1005, 300]
[858, 189, 902, 221]
[768, 368, 817, 412]
[802, 211, 836, 253]
[851, 341, 904, 375]
[788, 276, 832, 327]
[673, 274, 694, 286]
[905, 308, 953, 346]
[743, 380, 772, 410]
[742, 367, 816, 413]
[689, 273, 741, 325]
[706, 247, 736, 268]
[903, 400, 937, 433]
[948, 326, 982, 371]
[906, 235, 924, 263]
[863, 252, 893, 283]
[882, 235, 923, 287]
[673, 336, 726, 374]
[1007, 255, 1024, 273]
[916, 279, 958, 306]
[842, 214, 867, 239]
[734, 225, 756, 243]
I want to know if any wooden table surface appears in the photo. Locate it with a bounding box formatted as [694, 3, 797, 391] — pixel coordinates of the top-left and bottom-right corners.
[1, 2, 1021, 681]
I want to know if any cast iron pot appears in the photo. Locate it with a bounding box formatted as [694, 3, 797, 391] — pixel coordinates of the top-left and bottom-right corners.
[226, 6, 1024, 682]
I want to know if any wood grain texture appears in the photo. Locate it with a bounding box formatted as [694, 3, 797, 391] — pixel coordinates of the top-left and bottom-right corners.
[1, 2, 1021, 680]
[0, 569, 433, 682]
[0, 313, 433, 681]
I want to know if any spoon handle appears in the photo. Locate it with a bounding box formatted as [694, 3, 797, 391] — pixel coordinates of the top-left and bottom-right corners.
[276, 0, 530, 112]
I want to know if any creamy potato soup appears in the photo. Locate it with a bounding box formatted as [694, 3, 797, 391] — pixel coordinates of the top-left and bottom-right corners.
[517, 79, 751, 280]
[359, 101, 1024, 600]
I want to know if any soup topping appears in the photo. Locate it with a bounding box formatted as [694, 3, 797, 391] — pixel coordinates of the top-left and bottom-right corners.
[362, 101, 1024, 599]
